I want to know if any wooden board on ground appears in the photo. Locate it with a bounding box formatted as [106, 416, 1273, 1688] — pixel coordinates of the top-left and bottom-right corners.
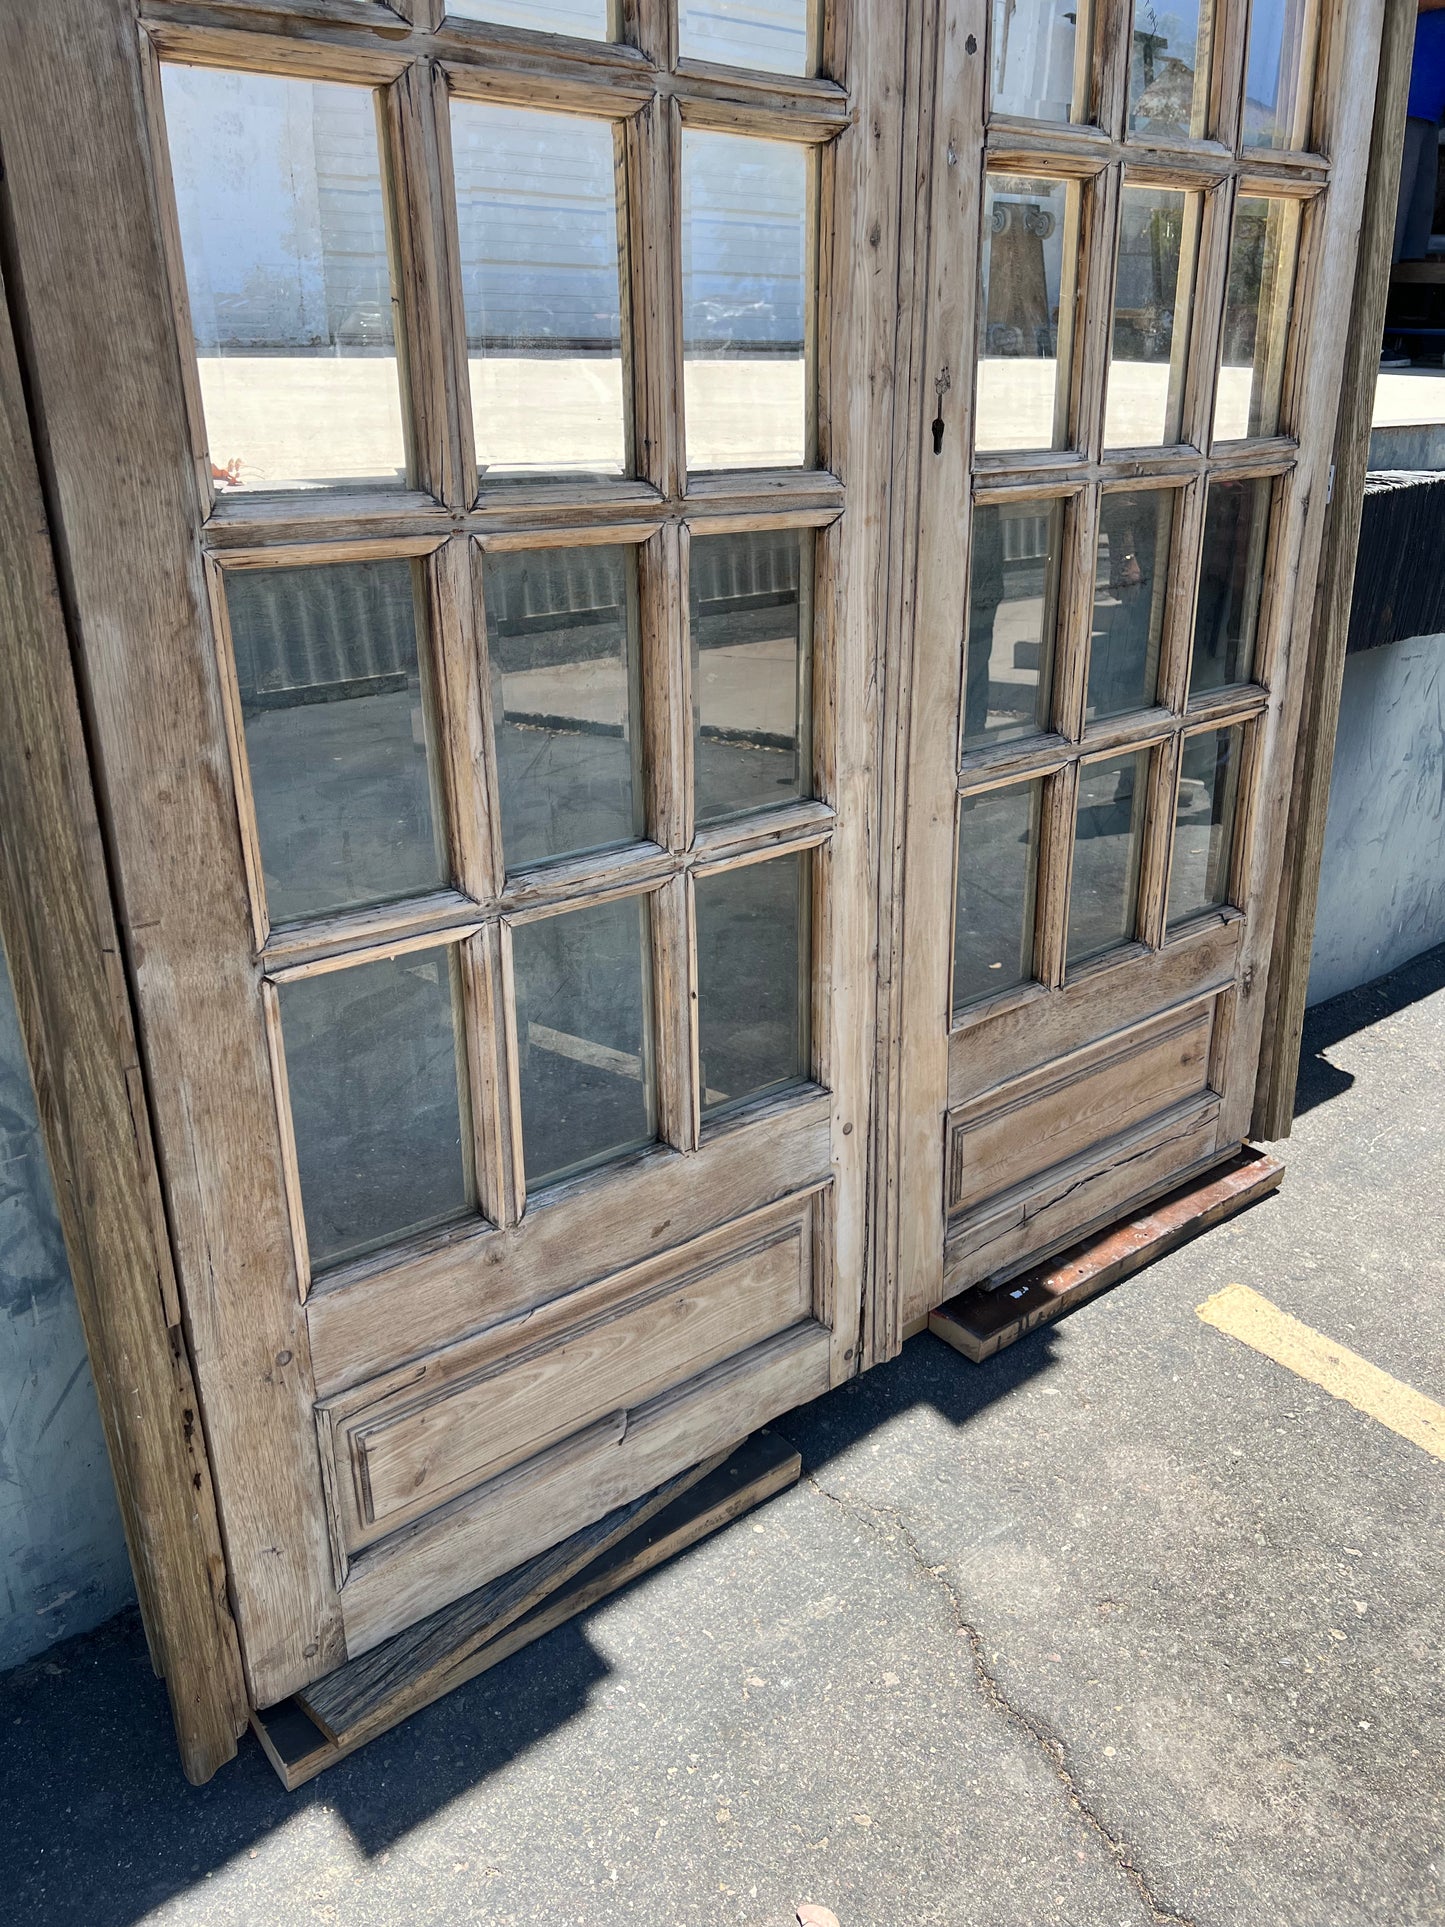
[250, 1429, 800, 1789]
[928, 1147, 1285, 1364]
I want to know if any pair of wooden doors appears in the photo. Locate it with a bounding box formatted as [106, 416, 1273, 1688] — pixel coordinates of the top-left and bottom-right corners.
[0, 0, 1378, 1716]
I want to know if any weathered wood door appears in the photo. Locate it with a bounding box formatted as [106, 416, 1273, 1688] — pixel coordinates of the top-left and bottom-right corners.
[882, 0, 1383, 1343]
[0, 0, 899, 1708]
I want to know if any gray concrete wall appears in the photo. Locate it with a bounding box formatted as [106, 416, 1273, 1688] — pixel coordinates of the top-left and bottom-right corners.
[0, 945, 133, 1672]
[1308, 627, 1445, 1006]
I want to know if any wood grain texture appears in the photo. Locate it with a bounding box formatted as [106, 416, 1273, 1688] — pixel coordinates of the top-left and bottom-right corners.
[300, 1448, 731, 1740]
[947, 999, 1216, 1214]
[0, 0, 345, 1707]
[1254, 0, 1413, 1140]
[305, 1081, 832, 1397]
[931, 1145, 1283, 1360]
[943, 1094, 1226, 1294]
[337, 1319, 830, 1653]
[0, 257, 247, 1783]
[1216, 0, 1388, 1151]
[319, 1191, 817, 1550]
[254, 1429, 800, 1785]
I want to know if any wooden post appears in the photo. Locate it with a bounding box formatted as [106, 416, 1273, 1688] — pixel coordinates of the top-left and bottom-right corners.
[0, 263, 248, 1783]
[1253, 0, 1416, 1140]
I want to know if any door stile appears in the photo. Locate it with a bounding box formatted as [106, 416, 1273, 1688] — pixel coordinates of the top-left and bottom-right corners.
[1218, 0, 1386, 1147]
[0, 0, 349, 1706]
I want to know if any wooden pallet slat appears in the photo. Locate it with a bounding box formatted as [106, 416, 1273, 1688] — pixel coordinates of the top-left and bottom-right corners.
[929, 1147, 1285, 1363]
[251, 1429, 800, 1788]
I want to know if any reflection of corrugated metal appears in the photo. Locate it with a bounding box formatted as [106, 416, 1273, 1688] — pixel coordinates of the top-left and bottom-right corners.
[227, 536, 803, 699]
[1000, 512, 1050, 563]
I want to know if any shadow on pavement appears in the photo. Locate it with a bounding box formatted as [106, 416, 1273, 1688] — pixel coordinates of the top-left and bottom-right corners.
[0, 1324, 1060, 1927]
[1292, 940, 1445, 1120]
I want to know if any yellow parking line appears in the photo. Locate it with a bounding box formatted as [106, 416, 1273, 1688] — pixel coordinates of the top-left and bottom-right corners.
[1196, 1283, 1445, 1464]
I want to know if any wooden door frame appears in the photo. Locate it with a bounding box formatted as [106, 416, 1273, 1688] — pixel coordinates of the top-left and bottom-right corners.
[0, 0, 1396, 1782]
[0, 251, 248, 1783]
[877, 0, 1391, 1346]
[1254, 0, 1416, 1139]
[0, 0, 909, 1770]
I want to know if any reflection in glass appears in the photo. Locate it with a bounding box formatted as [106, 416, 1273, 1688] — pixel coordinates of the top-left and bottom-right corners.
[964, 501, 1061, 747]
[451, 100, 626, 479]
[1089, 489, 1173, 720]
[696, 854, 810, 1114]
[1068, 752, 1148, 967]
[1213, 197, 1299, 440]
[1168, 726, 1242, 924]
[513, 895, 657, 1190]
[1192, 478, 1270, 694]
[691, 530, 811, 824]
[991, 0, 1087, 122]
[227, 561, 445, 925]
[679, 0, 811, 75]
[1104, 185, 1190, 448]
[1242, 0, 1313, 150]
[953, 782, 1042, 1012]
[977, 174, 1078, 453]
[1128, 0, 1212, 139]
[683, 131, 810, 470]
[281, 948, 472, 1271]
[483, 546, 643, 871]
[161, 65, 405, 492]
[447, 0, 608, 32]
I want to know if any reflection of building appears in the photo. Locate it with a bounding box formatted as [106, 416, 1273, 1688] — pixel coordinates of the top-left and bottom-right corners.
[991, 0, 1078, 122]
[164, 68, 806, 355]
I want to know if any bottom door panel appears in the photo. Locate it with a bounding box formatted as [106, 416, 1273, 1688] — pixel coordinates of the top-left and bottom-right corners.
[335, 1318, 831, 1661]
[318, 1188, 822, 1554]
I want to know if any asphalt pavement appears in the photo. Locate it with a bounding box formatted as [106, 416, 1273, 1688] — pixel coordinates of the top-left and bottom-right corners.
[3, 944, 1442, 1927]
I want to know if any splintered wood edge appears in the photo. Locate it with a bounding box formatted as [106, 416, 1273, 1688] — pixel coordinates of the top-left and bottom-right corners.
[250, 1429, 801, 1789]
[929, 1147, 1285, 1363]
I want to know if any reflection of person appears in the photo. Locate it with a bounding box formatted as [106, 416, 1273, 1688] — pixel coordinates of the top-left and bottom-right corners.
[1090, 493, 1159, 718]
[963, 517, 1005, 742]
[1393, 0, 1445, 267]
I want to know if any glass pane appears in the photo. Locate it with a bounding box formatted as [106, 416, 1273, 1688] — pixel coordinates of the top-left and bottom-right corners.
[483, 546, 643, 871]
[513, 895, 656, 1190]
[682, 131, 810, 471]
[696, 854, 809, 1114]
[1213, 197, 1299, 441]
[977, 174, 1078, 453]
[280, 948, 472, 1271]
[953, 781, 1042, 1013]
[451, 101, 626, 480]
[964, 500, 1062, 748]
[227, 561, 446, 926]
[1242, 0, 1312, 150]
[1105, 185, 1190, 449]
[1168, 726, 1242, 924]
[1068, 752, 1148, 967]
[1192, 478, 1271, 694]
[1089, 489, 1173, 721]
[161, 66, 405, 493]
[991, 0, 1087, 122]
[1128, 0, 1213, 140]
[679, 1, 811, 75]
[447, 0, 608, 33]
[692, 530, 811, 825]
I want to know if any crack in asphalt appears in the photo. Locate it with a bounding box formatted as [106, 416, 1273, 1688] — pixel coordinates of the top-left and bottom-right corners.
[805, 1472, 1199, 1927]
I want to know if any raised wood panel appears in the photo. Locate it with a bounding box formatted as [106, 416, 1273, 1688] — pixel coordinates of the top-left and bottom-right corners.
[943, 1096, 1227, 1298]
[306, 1089, 832, 1397]
[337, 1319, 832, 1661]
[947, 999, 1217, 1217]
[947, 921, 1241, 1111]
[321, 1189, 818, 1552]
